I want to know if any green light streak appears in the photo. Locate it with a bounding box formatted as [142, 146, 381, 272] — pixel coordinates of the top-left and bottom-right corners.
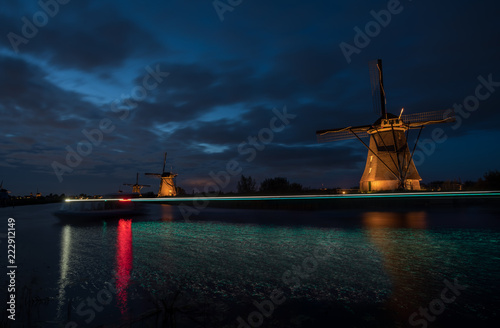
[65, 191, 500, 203]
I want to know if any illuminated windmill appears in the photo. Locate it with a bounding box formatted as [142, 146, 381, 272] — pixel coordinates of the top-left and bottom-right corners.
[123, 172, 150, 195]
[145, 152, 178, 197]
[316, 59, 455, 192]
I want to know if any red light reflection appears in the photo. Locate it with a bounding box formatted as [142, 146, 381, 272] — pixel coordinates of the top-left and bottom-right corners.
[115, 219, 133, 315]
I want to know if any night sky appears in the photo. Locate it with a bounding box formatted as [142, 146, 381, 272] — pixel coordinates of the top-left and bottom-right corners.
[1, 0, 499, 196]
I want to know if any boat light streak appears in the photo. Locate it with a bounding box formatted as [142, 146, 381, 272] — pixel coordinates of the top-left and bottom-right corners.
[64, 191, 500, 203]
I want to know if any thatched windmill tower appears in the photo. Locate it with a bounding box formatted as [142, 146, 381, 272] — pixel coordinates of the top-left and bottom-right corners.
[316, 59, 456, 192]
[145, 152, 178, 196]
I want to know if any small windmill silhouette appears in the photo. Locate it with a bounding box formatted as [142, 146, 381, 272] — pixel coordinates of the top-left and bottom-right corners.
[0, 180, 11, 200]
[123, 173, 150, 195]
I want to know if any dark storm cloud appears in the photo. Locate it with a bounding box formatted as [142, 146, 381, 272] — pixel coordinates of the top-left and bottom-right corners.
[130, 46, 365, 136]
[268, 46, 338, 90]
[40, 19, 162, 70]
[0, 55, 96, 137]
[1, 1, 163, 70]
[129, 62, 265, 127]
[0, 54, 158, 189]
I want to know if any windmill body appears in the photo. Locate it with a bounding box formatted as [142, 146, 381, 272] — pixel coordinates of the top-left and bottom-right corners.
[316, 59, 455, 192]
[145, 153, 178, 197]
[359, 115, 421, 192]
[157, 172, 178, 197]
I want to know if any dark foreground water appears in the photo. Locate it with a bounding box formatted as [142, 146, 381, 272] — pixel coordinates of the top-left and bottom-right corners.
[1, 203, 500, 327]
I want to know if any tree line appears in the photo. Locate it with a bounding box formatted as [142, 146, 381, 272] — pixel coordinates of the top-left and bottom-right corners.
[235, 169, 500, 195]
[427, 170, 500, 191]
[237, 175, 304, 194]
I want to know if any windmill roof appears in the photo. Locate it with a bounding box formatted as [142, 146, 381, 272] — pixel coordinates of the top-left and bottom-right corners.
[373, 112, 398, 126]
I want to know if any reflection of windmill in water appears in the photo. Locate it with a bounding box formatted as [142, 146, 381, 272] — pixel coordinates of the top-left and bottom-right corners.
[123, 173, 150, 196]
[362, 212, 435, 322]
[145, 152, 178, 197]
[316, 59, 456, 192]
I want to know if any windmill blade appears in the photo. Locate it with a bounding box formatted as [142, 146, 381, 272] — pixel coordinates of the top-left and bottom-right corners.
[162, 152, 167, 173]
[145, 173, 161, 177]
[317, 130, 370, 142]
[407, 118, 455, 129]
[136, 172, 139, 184]
[316, 125, 371, 142]
[369, 59, 386, 117]
[402, 108, 455, 127]
[123, 183, 134, 186]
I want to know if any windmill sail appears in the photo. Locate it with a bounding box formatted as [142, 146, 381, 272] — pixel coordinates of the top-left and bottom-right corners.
[316, 124, 371, 142]
[402, 108, 455, 127]
[162, 152, 167, 174]
[369, 59, 386, 117]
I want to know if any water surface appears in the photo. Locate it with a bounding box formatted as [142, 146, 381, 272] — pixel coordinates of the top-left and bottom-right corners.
[1, 203, 499, 327]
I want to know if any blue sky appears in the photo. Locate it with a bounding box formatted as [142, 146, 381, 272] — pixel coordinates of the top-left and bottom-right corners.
[1, 0, 499, 195]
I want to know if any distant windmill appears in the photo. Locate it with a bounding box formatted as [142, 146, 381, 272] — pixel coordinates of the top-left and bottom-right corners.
[123, 172, 150, 195]
[0, 180, 11, 200]
[316, 59, 456, 192]
[145, 152, 178, 197]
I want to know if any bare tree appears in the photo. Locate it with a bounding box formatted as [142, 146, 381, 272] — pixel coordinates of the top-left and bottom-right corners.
[237, 175, 257, 194]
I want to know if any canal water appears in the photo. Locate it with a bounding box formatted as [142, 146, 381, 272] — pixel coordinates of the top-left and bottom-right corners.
[1, 203, 499, 327]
